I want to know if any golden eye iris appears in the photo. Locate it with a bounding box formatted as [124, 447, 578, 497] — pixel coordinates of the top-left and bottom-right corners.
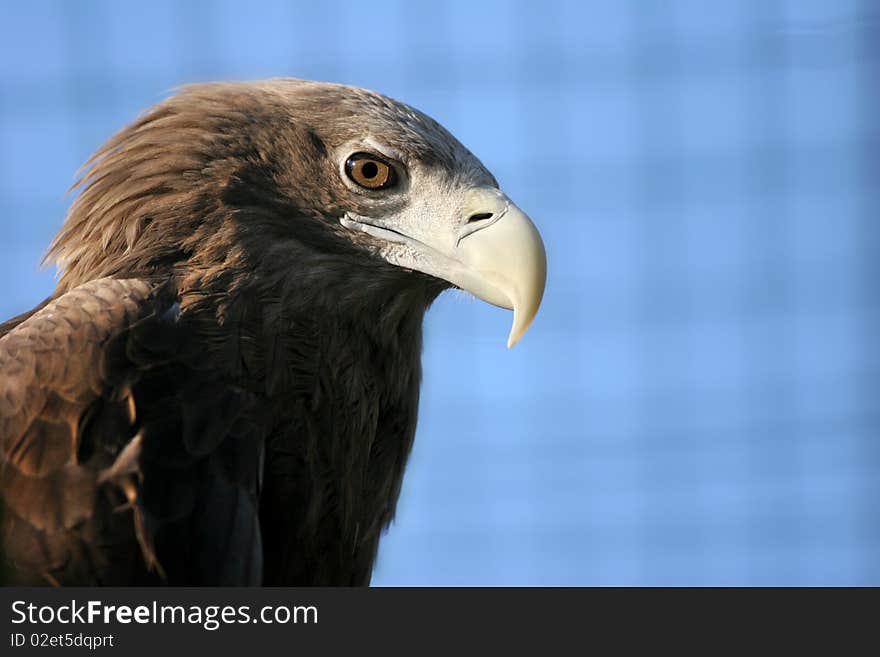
[345, 153, 397, 190]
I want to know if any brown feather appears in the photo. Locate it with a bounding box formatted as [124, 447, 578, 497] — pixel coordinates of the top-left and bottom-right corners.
[1, 79, 483, 585]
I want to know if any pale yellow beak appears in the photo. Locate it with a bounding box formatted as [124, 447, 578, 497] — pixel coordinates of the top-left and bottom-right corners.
[453, 191, 547, 347]
[340, 187, 546, 346]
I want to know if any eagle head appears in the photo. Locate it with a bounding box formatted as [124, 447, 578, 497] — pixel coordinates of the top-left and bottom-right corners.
[48, 79, 546, 346]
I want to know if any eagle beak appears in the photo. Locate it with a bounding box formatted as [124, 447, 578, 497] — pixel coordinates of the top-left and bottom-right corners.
[340, 187, 546, 347]
[454, 190, 547, 348]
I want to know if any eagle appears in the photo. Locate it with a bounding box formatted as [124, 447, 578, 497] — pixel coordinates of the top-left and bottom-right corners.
[0, 79, 546, 586]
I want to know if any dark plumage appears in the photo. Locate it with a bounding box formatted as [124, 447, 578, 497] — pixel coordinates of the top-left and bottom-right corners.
[0, 79, 545, 585]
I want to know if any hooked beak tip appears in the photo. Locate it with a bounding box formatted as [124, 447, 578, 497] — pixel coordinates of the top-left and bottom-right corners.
[506, 292, 543, 348]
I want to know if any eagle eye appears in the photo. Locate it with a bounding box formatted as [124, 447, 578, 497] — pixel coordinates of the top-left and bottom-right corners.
[345, 153, 397, 190]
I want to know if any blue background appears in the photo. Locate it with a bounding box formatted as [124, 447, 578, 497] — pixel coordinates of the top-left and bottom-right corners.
[1, 0, 877, 585]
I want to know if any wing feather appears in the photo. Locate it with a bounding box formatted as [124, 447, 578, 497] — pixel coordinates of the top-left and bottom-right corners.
[0, 278, 264, 585]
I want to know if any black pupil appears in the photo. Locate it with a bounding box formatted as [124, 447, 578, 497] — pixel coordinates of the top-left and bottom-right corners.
[360, 161, 379, 179]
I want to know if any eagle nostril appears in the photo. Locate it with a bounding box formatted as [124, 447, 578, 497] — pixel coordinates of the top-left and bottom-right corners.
[467, 212, 493, 224]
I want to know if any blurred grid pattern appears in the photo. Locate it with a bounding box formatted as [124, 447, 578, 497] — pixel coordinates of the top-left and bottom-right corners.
[1, 0, 878, 585]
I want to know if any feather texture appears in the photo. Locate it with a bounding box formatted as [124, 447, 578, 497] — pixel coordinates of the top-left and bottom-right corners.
[0, 80, 466, 585]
